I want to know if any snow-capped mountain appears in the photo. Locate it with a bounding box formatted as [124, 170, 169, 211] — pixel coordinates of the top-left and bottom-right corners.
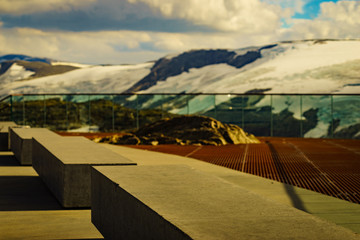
[0, 39, 359, 96]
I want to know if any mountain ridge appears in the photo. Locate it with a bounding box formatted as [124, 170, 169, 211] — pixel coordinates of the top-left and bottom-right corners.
[0, 39, 360, 96]
[126, 44, 277, 92]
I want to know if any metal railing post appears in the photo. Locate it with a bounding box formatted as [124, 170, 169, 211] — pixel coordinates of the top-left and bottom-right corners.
[330, 95, 334, 138]
[66, 97, 69, 131]
[300, 95, 303, 138]
[88, 95, 91, 132]
[136, 95, 139, 130]
[242, 95, 245, 130]
[270, 95, 273, 137]
[10, 95, 13, 122]
[43, 95, 46, 127]
[22, 97, 25, 126]
[112, 95, 115, 133]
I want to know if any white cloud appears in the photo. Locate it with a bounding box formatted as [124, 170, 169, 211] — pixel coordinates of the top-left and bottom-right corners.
[0, 0, 96, 15]
[0, 23, 279, 64]
[127, 0, 284, 33]
[0, 26, 154, 64]
[282, 1, 360, 40]
[321, 1, 360, 25]
[262, 0, 307, 14]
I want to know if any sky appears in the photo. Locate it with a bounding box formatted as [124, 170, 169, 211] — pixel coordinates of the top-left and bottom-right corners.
[0, 0, 359, 64]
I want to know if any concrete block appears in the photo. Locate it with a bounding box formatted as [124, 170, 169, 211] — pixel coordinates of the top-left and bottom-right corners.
[32, 135, 136, 208]
[10, 128, 60, 165]
[92, 165, 359, 240]
[0, 121, 17, 151]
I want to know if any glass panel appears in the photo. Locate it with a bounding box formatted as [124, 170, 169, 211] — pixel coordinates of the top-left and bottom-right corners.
[113, 94, 137, 132]
[272, 95, 302, 137]
[89, 95, 113, 132]
[10, 96, 23, 125]
[24, 95, 46, 127]
[0, 96, 11, 121]
[65, 95, 91, 132]
[188, 95, 216, 119]
[214, 94, 244, 127]
[162, 94, 192, 115]
[137, 95, 165, 128]
[302, 95, 332, 138]
[3, 93, 358, 139]
[45, 95, 68, 131]
[243, 95, 272, 137]
[332, 95, 360, 139]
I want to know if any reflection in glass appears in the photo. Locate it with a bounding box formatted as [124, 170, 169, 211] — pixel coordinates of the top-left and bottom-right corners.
[65, 95, 91, 132]
[272, 95, 302, 137]
[136, 95, 165, 129]
[0, 96, 11, 121]
[302, 95, 332, 138]
[332, 95, 360, 139]
[45, 95, 68, 131]
[23, 95, 46, 127]
[0, 94, 358, 138]
[214, 94, 244, 128]
[243, 95, 272, 136]
[89, 95, 113, 132]
[113, 95, 137, 132]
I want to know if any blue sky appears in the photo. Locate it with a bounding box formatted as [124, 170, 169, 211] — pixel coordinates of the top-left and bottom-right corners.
[293, 0, 339, 19]
[0, 0, 359, 64]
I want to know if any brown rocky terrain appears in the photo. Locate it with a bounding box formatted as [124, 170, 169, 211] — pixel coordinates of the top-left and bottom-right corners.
[93, 115, 260, 146]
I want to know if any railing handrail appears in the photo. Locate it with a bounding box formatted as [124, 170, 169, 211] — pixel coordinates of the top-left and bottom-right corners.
[0, 95, 11, 102]
[3, 93, 360, 97]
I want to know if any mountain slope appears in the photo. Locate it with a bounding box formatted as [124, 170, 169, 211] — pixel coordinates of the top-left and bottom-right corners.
[1, 39, 359, 96]
[126, 45, 276, 92]
[139, 40, 360, 94]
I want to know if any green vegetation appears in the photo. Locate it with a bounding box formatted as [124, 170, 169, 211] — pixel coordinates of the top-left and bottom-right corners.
[10, 98, 177, 132]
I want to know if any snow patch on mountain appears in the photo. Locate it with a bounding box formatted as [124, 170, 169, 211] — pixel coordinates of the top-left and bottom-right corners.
[141, 40, 360, 94]
[51, 61, 93, 68]
[0, 63, 34, 83]
[0, 62, 153, 96]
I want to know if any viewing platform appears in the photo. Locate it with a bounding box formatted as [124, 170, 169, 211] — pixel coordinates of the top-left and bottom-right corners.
[0, 131, 359, 239]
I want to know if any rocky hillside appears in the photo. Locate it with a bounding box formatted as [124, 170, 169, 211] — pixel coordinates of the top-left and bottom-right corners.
[94, 115, 260, 146]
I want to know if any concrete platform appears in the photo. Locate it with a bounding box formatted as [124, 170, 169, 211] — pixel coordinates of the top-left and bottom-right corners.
[10, 128, 60, 165]
[92, 164, 359, 240]
[0, 121, 17, 151]
[0, 151, 103, 239]
[103, 144, 360, 235]
[32, 136, 136, 208]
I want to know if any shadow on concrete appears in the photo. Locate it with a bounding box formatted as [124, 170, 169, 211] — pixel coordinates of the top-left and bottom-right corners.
[266, 141, 308, 212]
[54, 239, 104, 240]
[0, 176, 63, 211]
[0, 154, 20, 166]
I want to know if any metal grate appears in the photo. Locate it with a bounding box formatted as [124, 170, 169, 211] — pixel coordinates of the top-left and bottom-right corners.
[129, 138, 360, 204]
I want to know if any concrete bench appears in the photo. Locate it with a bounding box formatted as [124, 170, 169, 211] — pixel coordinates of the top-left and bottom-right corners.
[32, 136, 136, 208]
[0, 121, 17, 151]
[91, 165, 359, 240]
[10, 128, 60, 165]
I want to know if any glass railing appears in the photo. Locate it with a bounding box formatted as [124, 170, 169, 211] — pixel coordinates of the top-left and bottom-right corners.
[0, 93, 359, 139]
[0, 95, 12, 122]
